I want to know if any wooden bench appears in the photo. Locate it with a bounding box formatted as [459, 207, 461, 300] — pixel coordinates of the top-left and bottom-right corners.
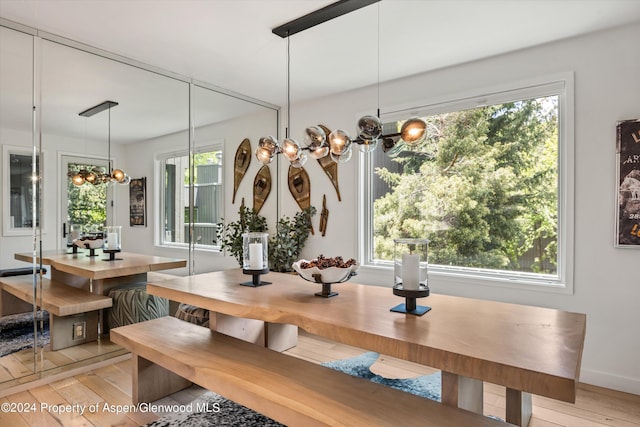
[0, 276, 112, 350]
[111, 316, 512, 427]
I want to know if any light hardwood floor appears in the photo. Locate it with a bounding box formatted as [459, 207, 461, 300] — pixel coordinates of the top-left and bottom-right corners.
[1, 330, 639, 426]
[0, 335, 127, 391]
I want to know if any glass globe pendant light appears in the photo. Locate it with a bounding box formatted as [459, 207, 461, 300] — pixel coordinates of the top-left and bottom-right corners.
[281, 138, 301, 162]
[256, 136, 279, 165]
[71, 171, 85, 186]
[304, 125, 329, 159]
[84, 169, 98, 185]
[289, 150, 308, 168]
[328, 129, 353, 163]
[357, 115, 383, 153]
[400, 117, 427, 145]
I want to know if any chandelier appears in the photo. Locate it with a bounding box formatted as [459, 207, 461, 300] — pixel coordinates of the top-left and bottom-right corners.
[69, 100, 130, 186]
[256, 0, 427, 168]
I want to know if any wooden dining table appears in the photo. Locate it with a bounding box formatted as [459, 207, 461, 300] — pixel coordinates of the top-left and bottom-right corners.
[146, 268, 586, 427]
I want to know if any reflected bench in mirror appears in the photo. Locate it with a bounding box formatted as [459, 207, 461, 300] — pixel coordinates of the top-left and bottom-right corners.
[0, 267, 48, 316]
[0, 276, 112, 350]
[0, 267, 47, 277]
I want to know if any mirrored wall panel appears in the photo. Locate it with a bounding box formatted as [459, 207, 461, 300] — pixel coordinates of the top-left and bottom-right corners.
[0, 20, 279, 390]
[0, 24, 39, 387]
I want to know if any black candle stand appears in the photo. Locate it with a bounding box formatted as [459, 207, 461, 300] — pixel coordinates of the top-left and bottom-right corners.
[390, 283, 431, 316]
[103, 249, 122, 261]
[66, 244, 81, 255]
[241, 268, 271, 287]
[84, 246, 100, 257]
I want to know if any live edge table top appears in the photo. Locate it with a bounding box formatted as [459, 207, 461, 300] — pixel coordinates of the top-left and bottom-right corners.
[15, 250, 186, 280]
[146, 268, 586, 405]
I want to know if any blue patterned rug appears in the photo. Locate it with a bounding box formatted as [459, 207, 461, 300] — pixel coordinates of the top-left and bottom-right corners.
[322, 351, 441, 401]
[145, 352, 440, 426]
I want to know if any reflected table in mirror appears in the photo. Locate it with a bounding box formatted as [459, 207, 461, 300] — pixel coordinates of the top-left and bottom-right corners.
[11, 250, 186, 349]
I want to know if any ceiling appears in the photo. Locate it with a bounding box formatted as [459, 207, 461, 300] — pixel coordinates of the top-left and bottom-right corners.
[2, 0, 640, 142]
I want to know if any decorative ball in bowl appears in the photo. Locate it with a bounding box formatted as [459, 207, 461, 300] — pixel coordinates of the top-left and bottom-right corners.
[292, 255, 358, 284]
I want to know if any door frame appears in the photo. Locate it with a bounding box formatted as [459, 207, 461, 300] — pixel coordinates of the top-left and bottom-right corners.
[58, 152, 111, 249]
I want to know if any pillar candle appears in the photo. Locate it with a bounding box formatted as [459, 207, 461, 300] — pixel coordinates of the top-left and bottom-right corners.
[249, 242, 263, 270]
[402, 253, 420, 290]
[107, 233, 118, 250]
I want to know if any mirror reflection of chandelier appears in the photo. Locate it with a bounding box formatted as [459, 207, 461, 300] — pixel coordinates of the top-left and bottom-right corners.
[256, 0, 427, 168]
[69, 100, 130, 186]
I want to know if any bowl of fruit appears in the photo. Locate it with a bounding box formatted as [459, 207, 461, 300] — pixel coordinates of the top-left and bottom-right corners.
[292, 255, 358, 284]
[73, 236, 104, 249]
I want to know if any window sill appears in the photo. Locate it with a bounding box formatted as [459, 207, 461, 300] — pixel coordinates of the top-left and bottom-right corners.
[155, 243, 223, 254]
[355, 263, 572, 295]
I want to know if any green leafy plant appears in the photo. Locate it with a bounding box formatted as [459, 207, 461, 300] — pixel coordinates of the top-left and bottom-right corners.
[269, 207, 316, 272]
[217, 202, 268, 266]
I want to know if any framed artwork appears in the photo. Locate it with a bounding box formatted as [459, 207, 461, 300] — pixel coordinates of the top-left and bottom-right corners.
[129, 177, 147, 227]
[615, 119, 640, 247]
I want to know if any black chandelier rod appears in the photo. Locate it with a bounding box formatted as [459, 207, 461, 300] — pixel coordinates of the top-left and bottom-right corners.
[272, 0, 380, 38]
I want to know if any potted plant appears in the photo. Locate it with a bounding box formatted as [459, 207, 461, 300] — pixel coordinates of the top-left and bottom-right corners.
[269, 207, 316, 272]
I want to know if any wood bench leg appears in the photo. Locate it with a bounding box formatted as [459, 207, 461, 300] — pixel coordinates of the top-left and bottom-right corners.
[506, 388, 532, 427]
[1, 289, 33, 316]
[133, 354, 192, 404]
[441, 371, 484, 414]
[49, 311, 98, 350]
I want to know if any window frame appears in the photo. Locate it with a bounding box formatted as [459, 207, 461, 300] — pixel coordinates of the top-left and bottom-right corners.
[358, 73, 575, 294]
[2, 144, 44, 236]
[155, 140, 225, 252]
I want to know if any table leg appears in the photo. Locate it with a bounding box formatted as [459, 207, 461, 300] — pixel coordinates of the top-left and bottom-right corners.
[214, 313, 297, 351]
[441, 371, 484, 414]
[49, 311, 98, 350]
[506, 388, 532, 427]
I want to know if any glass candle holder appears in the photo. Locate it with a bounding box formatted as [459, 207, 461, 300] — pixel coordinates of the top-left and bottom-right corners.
[394, 238, 429, 290]
[67, 224, 82, 246]
[241, 232, 270, 287]
[104, 226, 122, 251]
[242, 232, 269, 271]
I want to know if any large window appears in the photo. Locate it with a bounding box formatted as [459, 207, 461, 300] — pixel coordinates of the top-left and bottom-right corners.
[362, 78, 573, 289]
[157, 143, 223, 250]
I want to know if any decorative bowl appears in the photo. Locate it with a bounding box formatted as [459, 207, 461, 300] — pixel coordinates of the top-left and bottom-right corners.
[292, 259, 359, 284]
[73, 238, 104, 249]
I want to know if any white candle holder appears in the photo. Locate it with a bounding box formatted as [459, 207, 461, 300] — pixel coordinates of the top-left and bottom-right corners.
[241, 232, 270, 287]
[103, 225, 122, 261]
[391, 238, 431, 316]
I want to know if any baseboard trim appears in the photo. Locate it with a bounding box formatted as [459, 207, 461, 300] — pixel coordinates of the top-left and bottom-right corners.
[580, 368, 640, 396]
